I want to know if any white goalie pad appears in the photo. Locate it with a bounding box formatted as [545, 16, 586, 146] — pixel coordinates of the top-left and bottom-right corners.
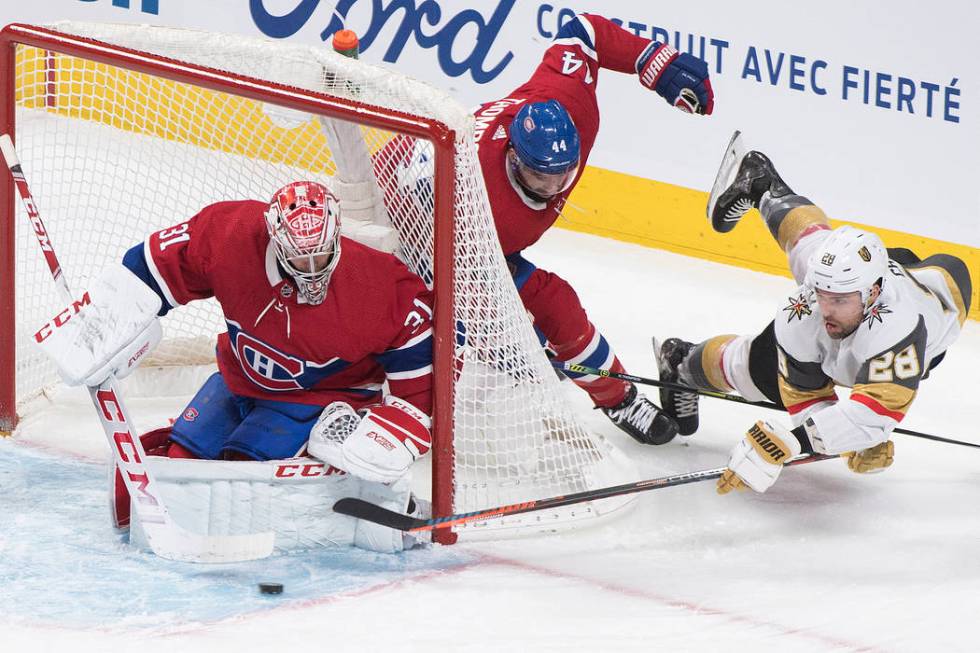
[128, 456, 417, 554]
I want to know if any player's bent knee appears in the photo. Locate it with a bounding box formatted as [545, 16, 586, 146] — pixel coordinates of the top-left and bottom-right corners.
[519, 269, 590, 343]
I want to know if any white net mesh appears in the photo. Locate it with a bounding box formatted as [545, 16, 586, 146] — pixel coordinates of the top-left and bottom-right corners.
[7, 22, 635, 537]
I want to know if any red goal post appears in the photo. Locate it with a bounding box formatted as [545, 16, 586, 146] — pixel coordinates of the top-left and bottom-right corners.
[0, 22, 636, 543]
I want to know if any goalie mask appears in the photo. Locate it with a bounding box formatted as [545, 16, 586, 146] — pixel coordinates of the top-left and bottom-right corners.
[804, 225, 888, 308]
[265, 181, 341, 305]
[507, 100, 581, 203]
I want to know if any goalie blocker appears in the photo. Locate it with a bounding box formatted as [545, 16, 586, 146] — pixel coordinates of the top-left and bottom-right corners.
[32, 263, 162, 387]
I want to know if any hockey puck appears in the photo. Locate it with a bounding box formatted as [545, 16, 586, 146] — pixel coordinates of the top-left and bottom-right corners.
[258, 582, 284, 595]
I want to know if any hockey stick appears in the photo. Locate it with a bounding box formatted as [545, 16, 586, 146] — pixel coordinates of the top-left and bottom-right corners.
[1, 134, 274, 562]
[334, 453, 834, 532]
[554, 361, 980, 450]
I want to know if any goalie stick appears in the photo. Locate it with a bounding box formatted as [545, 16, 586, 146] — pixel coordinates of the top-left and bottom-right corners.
[553, 360, 980, 451]
[1, 133, 274, 562]
[334, 454, 833, 532]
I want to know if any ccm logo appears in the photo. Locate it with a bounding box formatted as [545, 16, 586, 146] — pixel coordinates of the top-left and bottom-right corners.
[34, 292, 92, 343]
[274, 462, 346, 478]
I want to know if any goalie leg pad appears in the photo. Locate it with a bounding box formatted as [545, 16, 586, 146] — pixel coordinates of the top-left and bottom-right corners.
[352, 476, 429, 553]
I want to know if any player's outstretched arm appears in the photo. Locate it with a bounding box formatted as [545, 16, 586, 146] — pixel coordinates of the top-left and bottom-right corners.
[120, 208, 224, 315]
[309, 277, 434, 484]
[541, 14, 713, 115]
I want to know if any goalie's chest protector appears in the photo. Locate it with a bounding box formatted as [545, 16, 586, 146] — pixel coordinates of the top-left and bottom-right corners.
[209, 228, 404, 402]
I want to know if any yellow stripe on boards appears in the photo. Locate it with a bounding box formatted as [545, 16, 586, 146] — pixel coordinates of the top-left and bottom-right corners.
[565, 165, 979, 321]
[14, 48, 392, 178]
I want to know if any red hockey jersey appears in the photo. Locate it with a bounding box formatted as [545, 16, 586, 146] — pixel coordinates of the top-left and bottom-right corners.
[124, 199, 433, 413]
[473, 14, 652, 255]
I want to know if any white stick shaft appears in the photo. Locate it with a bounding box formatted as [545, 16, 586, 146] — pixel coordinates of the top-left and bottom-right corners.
[0, 133, 70, 300]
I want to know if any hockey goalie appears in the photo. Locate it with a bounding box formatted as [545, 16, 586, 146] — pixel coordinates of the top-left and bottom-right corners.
[33, 164, 434, 554]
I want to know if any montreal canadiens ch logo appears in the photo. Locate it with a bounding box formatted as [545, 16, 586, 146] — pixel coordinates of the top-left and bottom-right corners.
[232, 330, 306, 392]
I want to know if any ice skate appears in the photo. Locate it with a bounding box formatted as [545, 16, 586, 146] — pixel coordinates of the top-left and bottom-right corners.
[707, 131, 794, 233]
[602, 384, 678, 445]
[653, 337, 700, 436]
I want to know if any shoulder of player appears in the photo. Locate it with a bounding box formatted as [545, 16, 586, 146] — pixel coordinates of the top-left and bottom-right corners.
[473, 96, 526, 145]
[549, 13, 599, 63]
[850, 302, 924, 360]
[773, 287, 823, 359]
[192, 199, 267, 238]
[336, 237, 418, 287]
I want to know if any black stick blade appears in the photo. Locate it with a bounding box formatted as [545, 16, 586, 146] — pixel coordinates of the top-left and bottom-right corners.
[333, 497, 426, 531]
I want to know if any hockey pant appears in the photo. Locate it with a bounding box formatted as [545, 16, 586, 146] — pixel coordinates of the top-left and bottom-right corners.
[507, 253, 628, 408]
[169, 372, 322, 461]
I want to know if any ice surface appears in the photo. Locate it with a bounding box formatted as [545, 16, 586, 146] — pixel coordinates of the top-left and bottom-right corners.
[5, 228, 979, 652]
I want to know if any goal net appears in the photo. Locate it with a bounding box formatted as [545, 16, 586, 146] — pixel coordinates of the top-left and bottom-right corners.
[0, 22, 636, 542]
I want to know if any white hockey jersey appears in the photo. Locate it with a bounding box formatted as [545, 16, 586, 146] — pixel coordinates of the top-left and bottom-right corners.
[774, 256, 968, 454]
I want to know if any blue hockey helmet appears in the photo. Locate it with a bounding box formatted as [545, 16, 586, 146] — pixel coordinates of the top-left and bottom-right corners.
[508, 100, 581, 201]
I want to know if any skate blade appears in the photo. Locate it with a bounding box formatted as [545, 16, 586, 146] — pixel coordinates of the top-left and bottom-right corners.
[651, 337, 665, 375]
[706, 130, 747, 220]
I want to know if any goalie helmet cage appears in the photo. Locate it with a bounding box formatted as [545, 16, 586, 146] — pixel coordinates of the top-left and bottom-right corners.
[0, 22, 636, 543]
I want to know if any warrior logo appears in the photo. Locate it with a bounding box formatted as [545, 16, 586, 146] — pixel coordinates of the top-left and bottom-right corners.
[782, 293, 812, 322]
[748, 423, 786, 462]
[862, 303, 893, 329]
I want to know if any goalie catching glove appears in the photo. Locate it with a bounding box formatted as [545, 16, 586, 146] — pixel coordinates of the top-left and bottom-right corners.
[717, 419, 802, 494]
[308, 396, 431, 484]
[636, 42, 714, 115]
[33, 263, 162, 387]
